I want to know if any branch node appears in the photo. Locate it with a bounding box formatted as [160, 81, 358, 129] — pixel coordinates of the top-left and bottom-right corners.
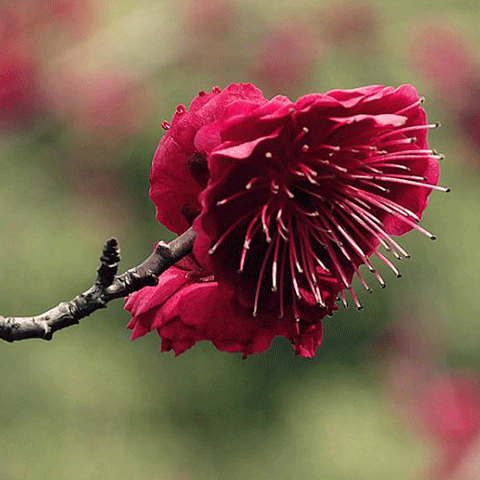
[0, 316, 14, 343]
[96, 237, 121, 288]
[145, 270, 159, 286]
[155, 241, 174, 262]
[42, 323, 53, 340]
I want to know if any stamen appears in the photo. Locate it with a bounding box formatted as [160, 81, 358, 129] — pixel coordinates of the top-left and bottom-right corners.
[293, 203, 320, 217]
[324, 208, 371, 265]
[296, 224, 327, 307]
[352, 263, 372, 293]
[309, 217, 351, 288]
[346, 185, 421, 221]
[277, 209, 289, 233]
[238, 215, 262, 272]
[394, 96, 425, 115]
[357, 179, 389, 193]
[252, 241, 274, 317]
[383, 177, 450, 192]
[208, 211, 252, 254]
[297, 185, 326, 202]
[332, 199, 394, 269]
[278, 241, 287, 318]
[373, 269, 386, 288]
[216, 188, 257, 206]
[287, 216, 303, 274]
[349, 287, 363, 311]
[329, 163, 348, 173]
[244, 214, 261, 249]
[376, 251, 402, 278]
[320, 144, 341, 152]
[375, 122, 440, 141]
[296, 163, 318, 184]
[261, 204, 272, 243]
[337, 201, 391, 251]
[271, 235, 281, 292]
[380, 137, 417, 147]
[294, 317, 301, 336]
[371, 163, 410, 171]
[339, 290, 349, 308]
[344, 199, 411, 258]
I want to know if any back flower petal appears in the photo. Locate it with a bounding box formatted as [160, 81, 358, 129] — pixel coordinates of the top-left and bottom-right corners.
[150, 83, 268, 234]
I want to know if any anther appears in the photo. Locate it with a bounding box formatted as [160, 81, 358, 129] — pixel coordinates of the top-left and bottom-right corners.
[161, 121, 171, 130]
[301, 144, 309, 153]
[265, 152, 273, 158]
[212, 86, 221, 94]
[302, 127, 309, 133]
[176, 104, 185, 114]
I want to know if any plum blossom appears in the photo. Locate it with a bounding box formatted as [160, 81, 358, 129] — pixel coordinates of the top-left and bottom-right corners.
[127, 83, 444, 356]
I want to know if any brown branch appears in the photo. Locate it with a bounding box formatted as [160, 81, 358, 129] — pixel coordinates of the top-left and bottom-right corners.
[0, 227, 196, 342]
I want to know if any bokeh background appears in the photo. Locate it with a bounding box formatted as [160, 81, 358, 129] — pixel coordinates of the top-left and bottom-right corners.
[1, 0, 479, 479]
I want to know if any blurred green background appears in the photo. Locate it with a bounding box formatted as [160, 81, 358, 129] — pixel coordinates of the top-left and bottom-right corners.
[1, 0, 479, 478]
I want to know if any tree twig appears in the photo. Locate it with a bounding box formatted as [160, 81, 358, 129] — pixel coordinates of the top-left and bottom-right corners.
[0, 227, 196, 342]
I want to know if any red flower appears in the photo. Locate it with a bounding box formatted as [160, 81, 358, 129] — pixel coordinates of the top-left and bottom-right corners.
[150, 83, 268, 235]
[125, 255, 338, 357]
[127, 83, 444, 357]
[194, 84, 443, 322]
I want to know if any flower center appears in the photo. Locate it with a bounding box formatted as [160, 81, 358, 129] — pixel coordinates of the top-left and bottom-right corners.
[209, 106, 448, 321]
